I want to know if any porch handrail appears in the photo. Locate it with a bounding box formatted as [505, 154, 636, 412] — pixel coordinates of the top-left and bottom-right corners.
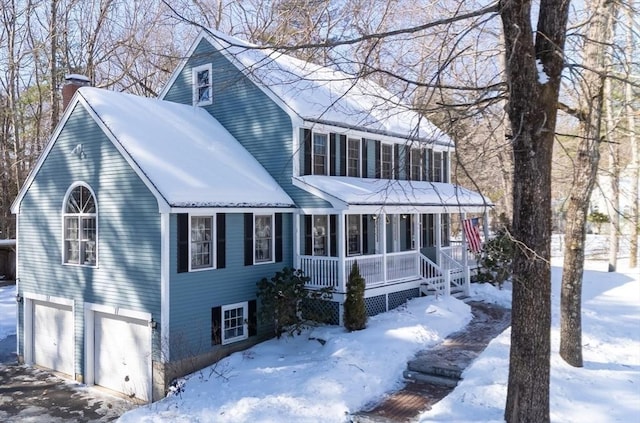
[419, 253, 450, 296]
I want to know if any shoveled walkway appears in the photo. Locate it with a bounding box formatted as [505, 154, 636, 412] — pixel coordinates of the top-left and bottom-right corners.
[351, 300, 511, 422]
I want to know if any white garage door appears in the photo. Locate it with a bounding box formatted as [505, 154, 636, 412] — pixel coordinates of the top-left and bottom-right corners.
[94, 312, 151, 401]
[33, 300, 74, 376]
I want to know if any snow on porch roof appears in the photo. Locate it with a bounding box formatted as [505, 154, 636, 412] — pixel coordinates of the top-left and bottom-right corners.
[203, 30, 453, 146]
[79, 87, 294, 208]
[294, 176, 492, 212]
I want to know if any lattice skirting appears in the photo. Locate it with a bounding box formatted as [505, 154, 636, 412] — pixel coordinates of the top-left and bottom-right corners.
[302, 298, 340, 325]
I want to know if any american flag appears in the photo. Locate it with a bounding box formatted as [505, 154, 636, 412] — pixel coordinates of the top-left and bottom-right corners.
[462, 218, 482, 253]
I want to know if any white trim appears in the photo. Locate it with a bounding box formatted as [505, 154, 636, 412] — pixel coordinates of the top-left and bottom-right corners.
[84, 302, 153, 403]
[24, 291, 74, 306]
[160, 212, 170, 362]
[11, 94, 171, 215]
[168, 207, 294, 214]
[221, 301, 249, 345]
[253, 213, 275, 265]
[301, 122, 451, 150]
[192, 63, 213, 106]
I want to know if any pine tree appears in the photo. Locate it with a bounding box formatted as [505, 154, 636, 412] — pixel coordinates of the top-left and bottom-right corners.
[343, 262, 367, 331]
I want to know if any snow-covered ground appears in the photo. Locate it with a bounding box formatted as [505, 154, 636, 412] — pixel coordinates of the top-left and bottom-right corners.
[0, 251, 637, 422]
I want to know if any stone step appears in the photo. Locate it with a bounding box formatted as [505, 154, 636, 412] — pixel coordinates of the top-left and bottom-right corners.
[403, 370, 459, 387]
[406, 361, 463, 380]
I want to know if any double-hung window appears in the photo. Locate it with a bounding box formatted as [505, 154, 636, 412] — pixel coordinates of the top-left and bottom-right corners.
[193, 64, 212, 106]
[346, 214, 362, 256]
[313, 133, 328, 175]
[432, 151, 443, 182]
[381, 144, 393, 179]
[254, 214, 273, 263]
[63, 184, 97, 266]
[191, 216, 213, 270]
[347, 138, 360, 177]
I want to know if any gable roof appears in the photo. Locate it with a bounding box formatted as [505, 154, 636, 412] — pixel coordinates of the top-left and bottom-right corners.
[13, 87, 295, 212]
[162, 30, 452, 146]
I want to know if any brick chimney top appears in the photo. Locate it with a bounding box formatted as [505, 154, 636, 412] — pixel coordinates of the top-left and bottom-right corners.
[62, 74, 91, 110]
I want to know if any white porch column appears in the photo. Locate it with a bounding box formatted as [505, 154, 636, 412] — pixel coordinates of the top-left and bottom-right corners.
[483, 210, 491, 240]
[293, 212, 300, 270]
[338, 211, 346, 293]
[435, 213, 442, 265]
[381, 213, 388, 281]
[413, 213, 420, 277]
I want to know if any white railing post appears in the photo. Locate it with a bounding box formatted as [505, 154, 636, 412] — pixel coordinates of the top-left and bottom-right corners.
[338, 212, 346, 292]
[381, 213, 388, 283]
[444, 270, 451, 297]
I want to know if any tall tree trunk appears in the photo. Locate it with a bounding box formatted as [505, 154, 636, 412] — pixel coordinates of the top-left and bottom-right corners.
[500, 1, 570, 421]
[50, 0, 60, 126]
[560, 0, 614, 368]
[604, 63, 619, 273]
[626, 4, 639, 268]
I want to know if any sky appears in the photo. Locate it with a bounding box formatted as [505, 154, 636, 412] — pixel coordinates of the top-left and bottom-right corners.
[0, 242, 638, 422]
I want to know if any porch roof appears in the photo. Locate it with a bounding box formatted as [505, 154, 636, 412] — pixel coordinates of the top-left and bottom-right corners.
[293, 176, 492, 214]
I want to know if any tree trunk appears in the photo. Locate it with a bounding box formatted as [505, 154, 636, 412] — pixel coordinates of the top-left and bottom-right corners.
[500, 1, 570, 421]
[626, 5, 639, 268]
[604, 63, 619, 273]
[560, 0, 615, 368]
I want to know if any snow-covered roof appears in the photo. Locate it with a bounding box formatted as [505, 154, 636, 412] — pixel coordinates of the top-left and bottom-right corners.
[294, 176, 491, 213]
[79, 87, 294, 208]
[198, 30, 452, 146]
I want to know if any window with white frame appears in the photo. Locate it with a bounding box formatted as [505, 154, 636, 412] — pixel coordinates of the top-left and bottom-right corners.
[63, 184, 97, 266]
[347, 138, 360, 177]
[381, 144, 393, 179]
[346, 214, 362, 256]
[193, 64, 212, 106]
[313, 133, 328, 175]
[410, 148, 422, 181]
[254, 214, 273, 263]
[191, 216, 214, 269]
[222, 302, 248, 344]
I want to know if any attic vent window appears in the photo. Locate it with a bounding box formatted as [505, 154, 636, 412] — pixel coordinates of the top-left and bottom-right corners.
[193, 64, 212, 106]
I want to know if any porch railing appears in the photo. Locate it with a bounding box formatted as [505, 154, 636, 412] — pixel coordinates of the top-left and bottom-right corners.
[301, 250, 419, 290]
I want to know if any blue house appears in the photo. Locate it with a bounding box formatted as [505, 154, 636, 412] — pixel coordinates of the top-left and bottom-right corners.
[11, 30, 490, 402]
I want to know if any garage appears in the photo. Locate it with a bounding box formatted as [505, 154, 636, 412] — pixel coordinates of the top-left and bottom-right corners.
[92, 311, 151, 402]
[32, 299, 74, 376]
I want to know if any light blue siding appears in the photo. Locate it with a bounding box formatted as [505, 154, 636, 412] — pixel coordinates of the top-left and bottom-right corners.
[164, 38, 330, 209]
[169, 212, 293, 360]
[17, 104, 162, 372]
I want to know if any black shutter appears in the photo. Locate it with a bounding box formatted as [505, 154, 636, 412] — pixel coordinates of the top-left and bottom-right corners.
[362, 139, 368, 178]
[443, 151, 449, 183]
[421, 214, 427, 248]
[216, 213, 226, 269]
[275, 213, 283, 262]
[422, 149, 428, 181]
[303, 129, 312, 175]
[393, 144, 400, 179]
[211, 306, 222, 345]
[340, 135, 347, 176]
[329, 133, 337, 176]
[304, 215, 312, 255]
[248, 300, 257, 337]
[329, 215, 337, 257]
[374, 140, 381, 178]
[177, 213, 189, 273]
[405, 146, 411, 180]
[427, 149, 434, 181]
[244, 213, 253, 266]
[362, 215, 369, 254]
[405, 216, 412, 250]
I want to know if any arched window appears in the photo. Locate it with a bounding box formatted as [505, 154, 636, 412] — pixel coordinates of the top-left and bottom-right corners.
[63, 184, 97, 266]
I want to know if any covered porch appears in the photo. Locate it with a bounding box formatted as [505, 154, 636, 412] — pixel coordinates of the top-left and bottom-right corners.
[293, 176, 492, 298]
